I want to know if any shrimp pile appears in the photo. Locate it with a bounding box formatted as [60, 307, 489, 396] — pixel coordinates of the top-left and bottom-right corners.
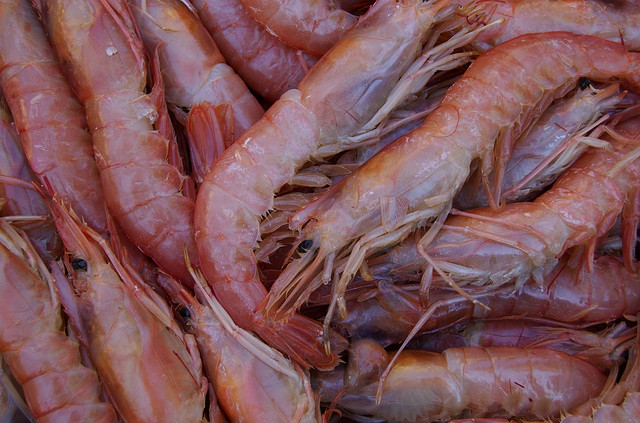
[3, 0, 640, 421]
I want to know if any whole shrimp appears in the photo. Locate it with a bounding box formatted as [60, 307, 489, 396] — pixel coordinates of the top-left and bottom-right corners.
[453, 0, 640, 52]
[313, 338, 607, 422]
[0, 93, 60, 262]
[159, 269, 319, 422]
[237, 0, 357, 56]
[0, 218, 117, 422]
[195, 0, 461, 369]
[50, 200, 208, 422]
[421, 114, 640, 291]
[38, 0, 199, 285]
[129, 0, 264, 180]
[264, 32, 640, 342]
[0, 0, 107, 235]
[337, 254, 640, 347]
[190, 0, 318, 103]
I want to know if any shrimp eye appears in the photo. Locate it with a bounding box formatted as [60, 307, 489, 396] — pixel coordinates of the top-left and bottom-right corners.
[297, 239, 313, 254]
[71, 258, 87, 271]
[178, 306, 191, 320]
[578, 77, 592, 90]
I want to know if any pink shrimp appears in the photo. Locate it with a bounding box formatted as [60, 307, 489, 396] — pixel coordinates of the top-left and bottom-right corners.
[0, 93, 60, 262]
[38, 0, 199, 286]
[421, 114, 640, 291]
[0, 218, 118, 422]
[129, 0, 264, 179]
[453, 0, 640, 52]
[190, 0, 318, 103]
[314, 339, 607, 422]
[237, 0, 357, 56]
[0, 0, 107, 235]
[158, 271, 320, 422]
[195, 0, 459, 369]
[337, 254, 640, 347]
[264, 32, 640, 343]
[50, 200, 208, 422]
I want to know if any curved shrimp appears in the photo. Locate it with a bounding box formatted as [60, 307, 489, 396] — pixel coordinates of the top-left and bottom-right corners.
[0, 0, 107, 235]
[0, 93, 60, 262]
[0, 218, 118, 422]
[421, 115, 640, 291]
[38, 0, 199, 286]
[237, 0, 357, 56]
[314, 340, 607, 422]
[159, 270, 319, 422]
[129, 0, 264, 180]
[337, 254, 640, 347]
[190, 0, 318, 103]
[195, 0, 459, 369]
[265, 32, 640, 342]
[50, 200, 208, 422]
[453, 0, 640, 52]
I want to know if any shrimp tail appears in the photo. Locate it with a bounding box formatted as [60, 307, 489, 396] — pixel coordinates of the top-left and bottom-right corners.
[186, 101, 234, 184]
[622, 185, 640, 272]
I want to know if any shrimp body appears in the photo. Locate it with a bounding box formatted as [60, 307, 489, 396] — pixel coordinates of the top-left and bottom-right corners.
[51, 203, 207, 422]
[454, 0, 640, 52]
[320, 347, 607, 422]
[195, 0, 451, 368]
[266, 32, 640, 324]
[190, 0, 318, 102]
[0, 0, 107, 235]
[39, 0, 198, 285]
[0, 219, 117, 422]
[238, 0, 357, 56]
[129, 0, 264, 137]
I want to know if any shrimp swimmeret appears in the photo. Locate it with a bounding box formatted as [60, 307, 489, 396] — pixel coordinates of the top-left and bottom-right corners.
[263, 32, 640, 348]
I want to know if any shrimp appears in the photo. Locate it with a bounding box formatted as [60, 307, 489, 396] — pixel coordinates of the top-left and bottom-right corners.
[237, 0, 357, 56]
[159, 270, 319, 422]
[337, 254, 640, 346]
[454, 81, 625, 209]
[421, 114, 640, 291]
[50, 200, 208, 422]
[453, 0, 640, 52]
[0, 218, 117, 422]
[38, 0, 199, 286]
[195, 0, 460, 369]
[190, 0, 318, 103]
[129, 0, 264, 180]
[0, 0, 107, 235]
[265, 32, 640, 343]
[314, 339, 607, 422]
[0, 93, 60, 262]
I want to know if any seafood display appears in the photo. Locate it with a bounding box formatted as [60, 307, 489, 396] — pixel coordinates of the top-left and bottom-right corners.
[1, 0, 640, 422]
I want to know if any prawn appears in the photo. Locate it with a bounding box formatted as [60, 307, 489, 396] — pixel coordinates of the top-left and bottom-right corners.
[38, 0, 199, 286]
[195, 0, 463, 369]
[314, 339, 607, 422]
[0, 92, 60, 262]
[237, 0, 357, 56]
[129, 0, 265, 180]
[159, 268, 320, 422]
[337, 254, 640, 346]
[50, 200, 208, 422]
[190, 0, 318, 103]
[421, 114, 640, 291]
[264, 32, 640, 344]
[0, 0, 107, 235]
[453, 0, 640, 52]
[0, 218, 117, 422]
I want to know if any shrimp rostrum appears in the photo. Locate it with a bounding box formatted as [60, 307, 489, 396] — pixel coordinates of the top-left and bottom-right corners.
[264, 32, 640, 342]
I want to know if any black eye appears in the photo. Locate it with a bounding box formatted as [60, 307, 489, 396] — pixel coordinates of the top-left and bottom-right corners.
[578, 77, 591, 90]
[297, 239, 313, 254]
[71, 258, 87, 271]
[178, 306, 191, 320]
